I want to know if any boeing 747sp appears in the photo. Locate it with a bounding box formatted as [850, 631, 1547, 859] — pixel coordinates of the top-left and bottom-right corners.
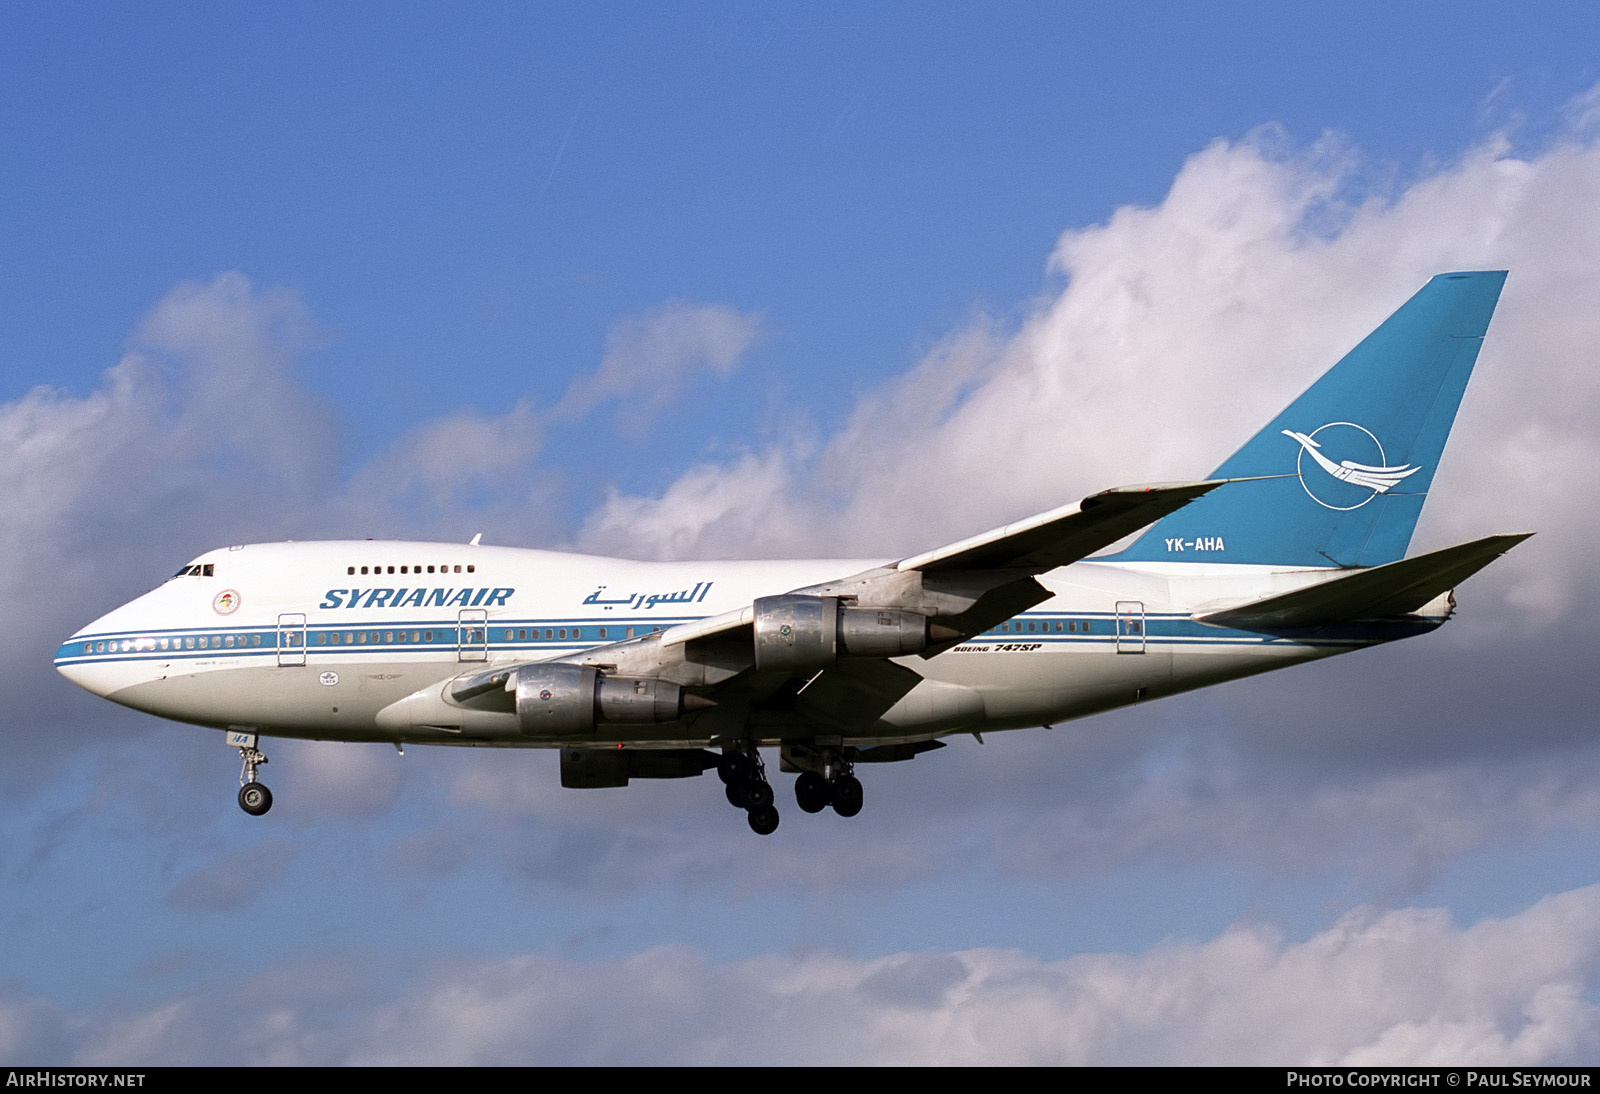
[56, 272, 1528, 834]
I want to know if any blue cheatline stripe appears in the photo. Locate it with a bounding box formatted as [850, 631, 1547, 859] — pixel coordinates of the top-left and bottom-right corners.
[55, 607, 1406, 668]
[53, 614, 702, 666]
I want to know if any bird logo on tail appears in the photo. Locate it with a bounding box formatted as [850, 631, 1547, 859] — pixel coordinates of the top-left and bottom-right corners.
[1283, 424, 1422, 510]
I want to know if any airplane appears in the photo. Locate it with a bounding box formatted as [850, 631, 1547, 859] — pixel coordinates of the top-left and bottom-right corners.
[55, 271, 1529, 835]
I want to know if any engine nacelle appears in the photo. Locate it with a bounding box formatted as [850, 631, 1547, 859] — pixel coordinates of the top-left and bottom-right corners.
[513, 664, 686, 737]
[752, 594, 929, 673]
[839, 606, 935, 658]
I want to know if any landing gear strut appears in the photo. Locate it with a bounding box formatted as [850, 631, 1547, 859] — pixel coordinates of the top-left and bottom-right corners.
[718, 747, 779, 835]
[231, 732, 272, 816]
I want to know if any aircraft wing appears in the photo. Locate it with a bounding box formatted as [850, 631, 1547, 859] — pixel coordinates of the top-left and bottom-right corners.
[662, 479, 1227, 651]
[894, 480, 1226, 574]
[445, 479, 1226, 739]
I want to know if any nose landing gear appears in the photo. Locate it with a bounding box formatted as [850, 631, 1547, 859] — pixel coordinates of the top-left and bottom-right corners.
[228, 731, 272, 816]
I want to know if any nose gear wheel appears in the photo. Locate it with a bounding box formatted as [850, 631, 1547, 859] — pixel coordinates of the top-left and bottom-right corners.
[236, 741, 272, 816]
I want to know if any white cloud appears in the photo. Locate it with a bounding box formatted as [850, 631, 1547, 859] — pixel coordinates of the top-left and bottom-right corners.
[14, 884, 1600, 1064]
[553, 301, 764, 437]
[579, 450, 819, 560]
[0, 273, 339, 766]
[572, 121, 1600, 640]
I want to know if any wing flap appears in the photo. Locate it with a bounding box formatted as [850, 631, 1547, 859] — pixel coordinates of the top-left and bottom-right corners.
[1196, 533, 1532, 630]
[792, 659, 925, 731]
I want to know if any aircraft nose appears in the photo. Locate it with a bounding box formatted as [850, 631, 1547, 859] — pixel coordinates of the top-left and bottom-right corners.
[55, 619, 123, 698]
[56, 630, 102, 694]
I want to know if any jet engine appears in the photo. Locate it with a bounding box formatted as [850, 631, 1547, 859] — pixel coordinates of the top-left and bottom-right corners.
[751, 594, 930, 673]
[512, 663, 691, 736]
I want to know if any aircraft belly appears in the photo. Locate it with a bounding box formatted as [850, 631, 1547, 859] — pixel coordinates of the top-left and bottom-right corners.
[1164, 639, 1341, 694]
[106, 658, 455, 741]
[916, 644, 1172, 728]
[912, 638, 1341, 732]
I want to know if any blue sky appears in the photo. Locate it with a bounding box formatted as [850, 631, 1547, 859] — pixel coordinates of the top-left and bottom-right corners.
[6, 2, 1600, 1064]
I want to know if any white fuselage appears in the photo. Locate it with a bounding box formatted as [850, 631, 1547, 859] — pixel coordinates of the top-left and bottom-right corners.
[55, 540, 1438, 748]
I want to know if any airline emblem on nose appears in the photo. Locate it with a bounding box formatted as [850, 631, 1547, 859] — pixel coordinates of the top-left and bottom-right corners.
[1283, 424, 1422, 511]
[213, 590, 241, 615]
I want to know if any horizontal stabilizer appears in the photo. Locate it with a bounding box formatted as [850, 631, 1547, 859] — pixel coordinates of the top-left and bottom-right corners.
[1196, 533, 1532, 630]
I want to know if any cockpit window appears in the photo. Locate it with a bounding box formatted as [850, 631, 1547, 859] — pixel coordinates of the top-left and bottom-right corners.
[171, 564, 216, 578]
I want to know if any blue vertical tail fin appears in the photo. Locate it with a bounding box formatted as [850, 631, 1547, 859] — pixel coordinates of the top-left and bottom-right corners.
[1110, 271, 1506, 568]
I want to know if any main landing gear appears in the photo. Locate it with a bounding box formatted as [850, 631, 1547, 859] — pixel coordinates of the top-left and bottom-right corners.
[717, 746, 867, 834]
[718, 749, 779, 835]
[230, 732, 272, 816]
[793, 760, 862, 818]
